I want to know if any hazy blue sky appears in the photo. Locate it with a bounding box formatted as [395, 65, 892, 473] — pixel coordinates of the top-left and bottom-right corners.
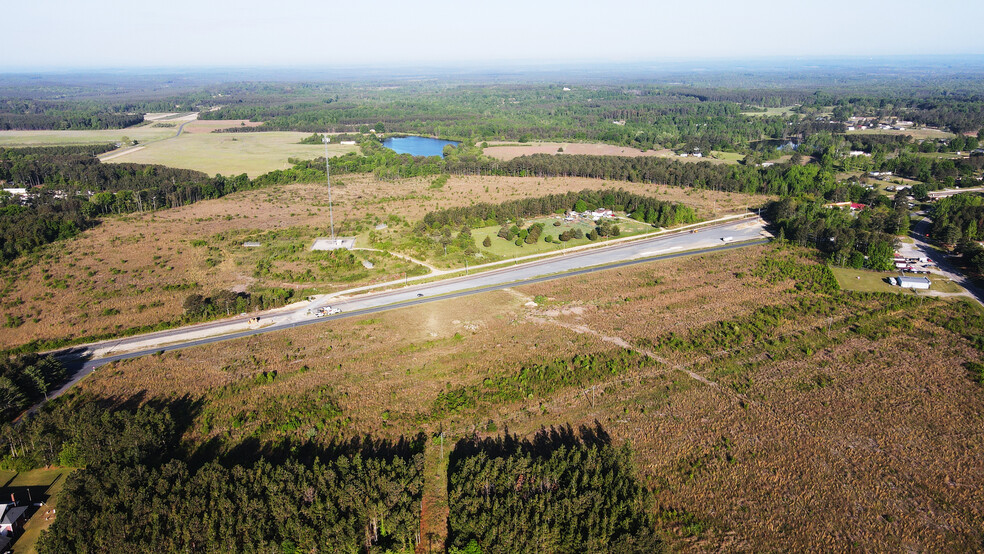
[3, 0, 983, 70]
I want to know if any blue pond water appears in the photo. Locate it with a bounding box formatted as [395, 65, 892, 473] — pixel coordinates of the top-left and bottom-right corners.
[382, 136, 460, 158]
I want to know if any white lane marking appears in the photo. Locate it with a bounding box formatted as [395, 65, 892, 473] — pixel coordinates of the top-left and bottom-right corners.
[632, 246, 682, 258]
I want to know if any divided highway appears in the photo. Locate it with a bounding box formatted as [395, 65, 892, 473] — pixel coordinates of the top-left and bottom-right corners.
[51, 218, 769, 398]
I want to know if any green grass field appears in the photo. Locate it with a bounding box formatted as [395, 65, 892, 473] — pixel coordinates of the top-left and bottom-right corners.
[0, 126, 175, 147]
[709, 150, 745, 163]
[832, 267, 964, 294]
[474, 214, 654, 259]
[0, 467, 75, 553]
[103, 132, 358, 177]
[741, 106, 799, 117]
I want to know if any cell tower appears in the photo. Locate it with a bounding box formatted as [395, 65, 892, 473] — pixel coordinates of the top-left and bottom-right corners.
[323, 134, 335, 240]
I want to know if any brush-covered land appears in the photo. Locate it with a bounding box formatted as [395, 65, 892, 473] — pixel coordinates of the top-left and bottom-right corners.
[2, 69, 984, 552]
[4, 244, 982, 551]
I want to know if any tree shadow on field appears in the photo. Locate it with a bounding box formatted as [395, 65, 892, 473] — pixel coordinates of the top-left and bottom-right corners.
[450, 420, 612, 467]
[192, 431, 428, 470]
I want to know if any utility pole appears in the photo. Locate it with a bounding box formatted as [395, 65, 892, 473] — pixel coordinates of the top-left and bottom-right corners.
[323, 135, 335, 241]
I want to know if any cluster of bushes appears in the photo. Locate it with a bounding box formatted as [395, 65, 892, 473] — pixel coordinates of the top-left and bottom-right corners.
[182, 288, 297, 317]
[432, 349, 646, 416]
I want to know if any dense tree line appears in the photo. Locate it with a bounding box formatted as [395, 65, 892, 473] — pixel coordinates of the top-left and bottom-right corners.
[767, 193, 908, 270]
[419, 188, 697, 230]
[0, 147, 254, 265]
[41, 454, 422, 552]
[3, 398, 424, 553]
[0, 113, 145, 131]
[0, 201, 89, 266]
[0, 354, 65, 424]
[931, 193, 984, 246]
[447, 425, 659, 553]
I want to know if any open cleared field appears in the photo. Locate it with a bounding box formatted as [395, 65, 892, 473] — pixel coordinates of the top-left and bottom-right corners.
[71, 244, 984, 551]
[0, 175, 763, 350]
[0, 126, 176, 147]
[741, 106, 799, 117]
[0, 467, 75, 553]
[102, 131, 357, 177]
[832, 266, 965, 294]
[177, 119, 263, 133]
[482, 141, 739, 164]
[473, 214, 655, 258]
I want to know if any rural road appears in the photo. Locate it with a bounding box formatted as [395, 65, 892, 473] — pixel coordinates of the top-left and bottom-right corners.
[50, 218, 769, 398]
[908, 216, 984, 306]
[97, 115, 196, 162]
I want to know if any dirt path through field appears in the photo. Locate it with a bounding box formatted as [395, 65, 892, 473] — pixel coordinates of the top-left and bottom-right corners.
[417, 435, 450, 553]
[350, 248, 445, 275]
[528, 316, 720, 390]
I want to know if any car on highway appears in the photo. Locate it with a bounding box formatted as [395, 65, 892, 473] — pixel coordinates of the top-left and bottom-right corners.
[313, 306, 341, 317]
[417, 293, 424, 297]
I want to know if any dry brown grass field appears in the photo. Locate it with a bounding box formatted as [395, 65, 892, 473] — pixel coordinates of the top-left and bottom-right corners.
[483, 141, 738, 165]
[0, 175, 759, 350]
[71, 244, 984, 551]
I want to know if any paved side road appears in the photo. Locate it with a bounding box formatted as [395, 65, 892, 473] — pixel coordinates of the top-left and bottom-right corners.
[907, 217, 984, 307]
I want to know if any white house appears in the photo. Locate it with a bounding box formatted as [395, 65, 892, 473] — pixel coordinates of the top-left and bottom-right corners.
[592, 208, 614, 221]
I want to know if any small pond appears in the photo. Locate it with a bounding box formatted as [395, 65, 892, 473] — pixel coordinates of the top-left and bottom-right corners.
[382, 136, 460, 158]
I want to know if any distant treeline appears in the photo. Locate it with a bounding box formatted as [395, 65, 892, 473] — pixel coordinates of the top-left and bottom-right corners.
[420, 188, 697, 230]
[0, 113, 144, 131]
[274, 146, 838, 198]
[0, 144, 117, 158]
[448, 425, 659, 553]
[0, 147, 254, 265]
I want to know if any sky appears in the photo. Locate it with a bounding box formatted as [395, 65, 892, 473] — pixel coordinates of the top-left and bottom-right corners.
[3, 0, 984, 70]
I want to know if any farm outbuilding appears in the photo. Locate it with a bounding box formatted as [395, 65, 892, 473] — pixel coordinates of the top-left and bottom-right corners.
[893, 276, 931, 290]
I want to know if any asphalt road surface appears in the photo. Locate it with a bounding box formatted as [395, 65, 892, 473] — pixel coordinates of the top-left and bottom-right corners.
[909, 216, 984, 306]
[50, 218, 768, 398]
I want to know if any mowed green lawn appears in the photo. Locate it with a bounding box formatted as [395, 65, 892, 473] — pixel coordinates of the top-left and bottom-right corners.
[474, 214, 655, 259]
[0, 126, 175, 147]
[831, 267, 964, 294]
[103, 132, 359, 177]
[741, 106, 799, 117]
[0, 467, 76, 553]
